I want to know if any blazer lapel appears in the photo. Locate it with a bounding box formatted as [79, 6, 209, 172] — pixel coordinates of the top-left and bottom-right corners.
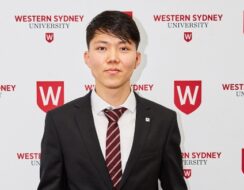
[74, 92, 112, 189]
[119, 94, 152, 189]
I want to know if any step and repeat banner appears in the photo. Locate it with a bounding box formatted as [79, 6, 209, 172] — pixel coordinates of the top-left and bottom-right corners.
[0, 0, 244, 189]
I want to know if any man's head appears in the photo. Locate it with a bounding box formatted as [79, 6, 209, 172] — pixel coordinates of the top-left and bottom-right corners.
[86, 11, 140, 49]
[84, 11, 141, 94]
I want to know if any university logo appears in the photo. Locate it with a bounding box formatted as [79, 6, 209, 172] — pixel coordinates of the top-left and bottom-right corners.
[242, 149, 244, 174]
[174, 80, 202, 114]
[184, 32, 192, 42]
[183, 169, 192, 179]
[37, 81, 64, 112]
[45, 32, 54, 43]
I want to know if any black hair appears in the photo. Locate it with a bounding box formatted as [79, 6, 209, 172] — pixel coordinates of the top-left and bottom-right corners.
[86, 11, 140, 49]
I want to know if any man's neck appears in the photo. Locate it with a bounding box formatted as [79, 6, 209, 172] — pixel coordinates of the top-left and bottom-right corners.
[95, 85, 131, 107]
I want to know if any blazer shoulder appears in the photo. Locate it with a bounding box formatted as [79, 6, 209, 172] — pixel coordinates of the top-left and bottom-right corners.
[47, 92, 91, 116]
[136, 93, 176, 117]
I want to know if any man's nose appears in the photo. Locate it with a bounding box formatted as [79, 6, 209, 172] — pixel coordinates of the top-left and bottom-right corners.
[107, 48, 119, 63]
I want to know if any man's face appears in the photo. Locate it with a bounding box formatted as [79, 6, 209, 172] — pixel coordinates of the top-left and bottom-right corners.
[84, 32, 141, 91]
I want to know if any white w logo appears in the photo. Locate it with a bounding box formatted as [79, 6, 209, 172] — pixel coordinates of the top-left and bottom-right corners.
[184, 32, 192, 42]
[45, 33, 54, 43]
[39, 86, 61, 106]
[183, 169, 192, 179]
[176, 85, 199, 105]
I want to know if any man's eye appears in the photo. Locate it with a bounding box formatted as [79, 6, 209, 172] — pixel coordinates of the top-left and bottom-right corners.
[96, 47, 106, 51]
[120, 47, 129, 51]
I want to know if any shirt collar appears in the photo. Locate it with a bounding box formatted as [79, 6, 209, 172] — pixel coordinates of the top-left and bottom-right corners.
[91, 89, 136, 115]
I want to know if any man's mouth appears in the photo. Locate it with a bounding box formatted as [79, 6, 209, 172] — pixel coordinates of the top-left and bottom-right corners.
[105, 68, 121, 74]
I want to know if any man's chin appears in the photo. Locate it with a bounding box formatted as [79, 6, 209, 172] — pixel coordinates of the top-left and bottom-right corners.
[104, 82, 128, 90]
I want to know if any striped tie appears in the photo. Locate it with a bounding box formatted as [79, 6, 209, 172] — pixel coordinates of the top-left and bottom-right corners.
[103, 107, 127, 189]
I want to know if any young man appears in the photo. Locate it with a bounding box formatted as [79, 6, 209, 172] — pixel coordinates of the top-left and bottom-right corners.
[38, 11, 187, 190]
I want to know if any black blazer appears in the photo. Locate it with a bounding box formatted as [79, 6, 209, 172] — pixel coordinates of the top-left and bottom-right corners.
[38, 91, 187, 190]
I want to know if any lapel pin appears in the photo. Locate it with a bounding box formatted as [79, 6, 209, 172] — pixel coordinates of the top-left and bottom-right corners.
[145, 117, 150, 122]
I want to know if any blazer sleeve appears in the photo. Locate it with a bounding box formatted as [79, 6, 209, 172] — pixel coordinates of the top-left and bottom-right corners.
[159, 111, 188, 190]
[37, 112, 67, 190]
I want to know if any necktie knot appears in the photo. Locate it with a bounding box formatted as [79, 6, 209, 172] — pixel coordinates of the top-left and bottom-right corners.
[104, 107, 127, 123]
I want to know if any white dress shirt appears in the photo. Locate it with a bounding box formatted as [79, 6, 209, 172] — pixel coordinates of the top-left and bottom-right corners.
[91, 90, 136, 172]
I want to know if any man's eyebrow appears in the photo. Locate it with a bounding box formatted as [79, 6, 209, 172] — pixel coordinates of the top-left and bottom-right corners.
[118, 41, 129, 44]
[93, 40, 108, 44]
[93, 40, 131, 45]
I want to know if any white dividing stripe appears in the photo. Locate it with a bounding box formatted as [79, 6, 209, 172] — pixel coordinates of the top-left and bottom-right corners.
[109, 160, 121, 174]
[107, 122, 116, 130]
[106, 134, 119, 151]
[107, 151, 120, 167]
[104, 112, 115, 122]
[111, 110, 119, 120]
[111, 168, 122, 181]
[113, 176, 122, 187]
[106, 141, 120, 159]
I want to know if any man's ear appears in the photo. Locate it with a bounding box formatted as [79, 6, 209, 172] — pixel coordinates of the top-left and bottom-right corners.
[84, 51, 91, 68]
[135, 52, 141, 69]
